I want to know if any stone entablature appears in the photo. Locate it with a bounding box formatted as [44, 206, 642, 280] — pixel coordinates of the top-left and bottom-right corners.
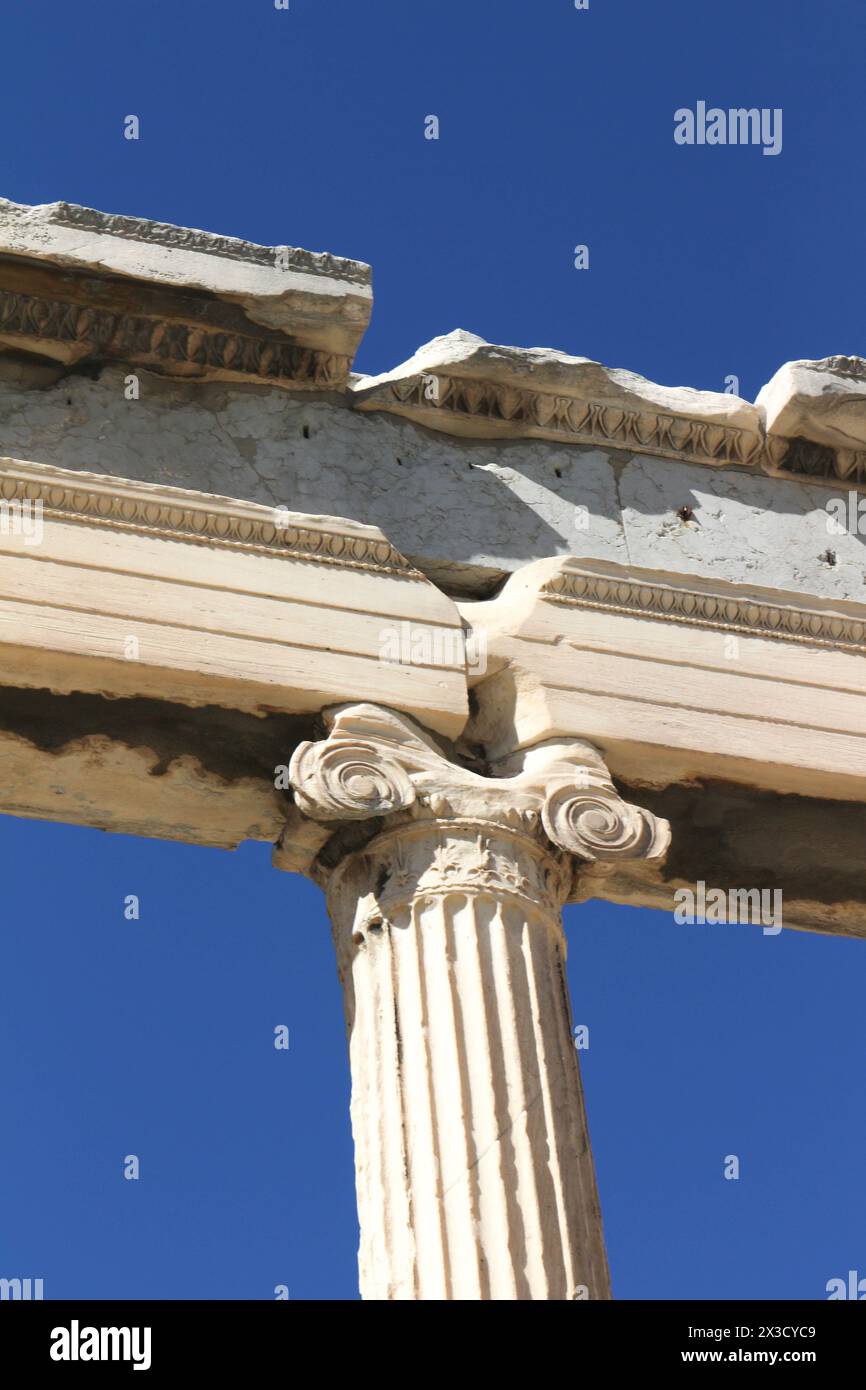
[0, 449, 859, 937]
[0, 200, 863, 485]
[2, 199, 866, 613]
[0, 455, 468, 734]
[0, 455, 418, 574]
[353, 332, 866, 488]
[352, 329, 765, 470]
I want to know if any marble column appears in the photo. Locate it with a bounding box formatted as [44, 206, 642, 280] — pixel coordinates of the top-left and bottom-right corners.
[284, 703, 670, 1301]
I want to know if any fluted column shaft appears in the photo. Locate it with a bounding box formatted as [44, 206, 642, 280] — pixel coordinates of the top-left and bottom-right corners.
[328, 817, 607, 1300]
[286, 703, 670, 1301]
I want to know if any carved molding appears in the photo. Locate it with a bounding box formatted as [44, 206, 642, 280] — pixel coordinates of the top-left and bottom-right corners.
[43, 201, 371, 286]
[814, 355, 866, 381]
[0, 286, 349, 388]
[356, 372, 765, 469]
[354, 352, 866, 488]
[331, 818, 575, 926]
[767, 434, 866, 485]
[541, 566, 866, 654]
[0, 457, 419, 577]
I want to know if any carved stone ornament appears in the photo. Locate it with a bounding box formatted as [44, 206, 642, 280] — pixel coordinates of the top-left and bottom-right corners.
[286, 702, 670, 902]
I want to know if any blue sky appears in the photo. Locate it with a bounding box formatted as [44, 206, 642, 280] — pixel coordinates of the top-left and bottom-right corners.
[0, 0, 864, 1300]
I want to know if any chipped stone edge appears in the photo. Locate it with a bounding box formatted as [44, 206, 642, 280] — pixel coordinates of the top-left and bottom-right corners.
[0, 197, 372, 293]
[2, 198, 863, 483]
[37, 200, 372, 287]
[0, 197, 373, 367]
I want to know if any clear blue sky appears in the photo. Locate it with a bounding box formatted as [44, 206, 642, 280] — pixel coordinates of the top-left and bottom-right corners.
[0, 0, 864, 1300]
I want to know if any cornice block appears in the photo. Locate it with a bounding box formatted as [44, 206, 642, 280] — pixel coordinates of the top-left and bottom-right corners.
[0, 197, 372, 388]
[351, 330, 764, 468]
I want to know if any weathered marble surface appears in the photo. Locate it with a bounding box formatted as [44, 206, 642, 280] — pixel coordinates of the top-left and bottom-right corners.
[352, 328, 762, 456]
[758, 356, 866, 454]
[0, 199, 862, 601]
[0, 197, 371, 346]
[0, 362, 862, 602]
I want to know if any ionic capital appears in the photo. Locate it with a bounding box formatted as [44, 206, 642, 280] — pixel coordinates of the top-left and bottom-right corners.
[280, 702, 670, 898]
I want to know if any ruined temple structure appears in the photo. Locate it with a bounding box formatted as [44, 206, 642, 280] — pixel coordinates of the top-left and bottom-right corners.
[1, 196, 864, 1300]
